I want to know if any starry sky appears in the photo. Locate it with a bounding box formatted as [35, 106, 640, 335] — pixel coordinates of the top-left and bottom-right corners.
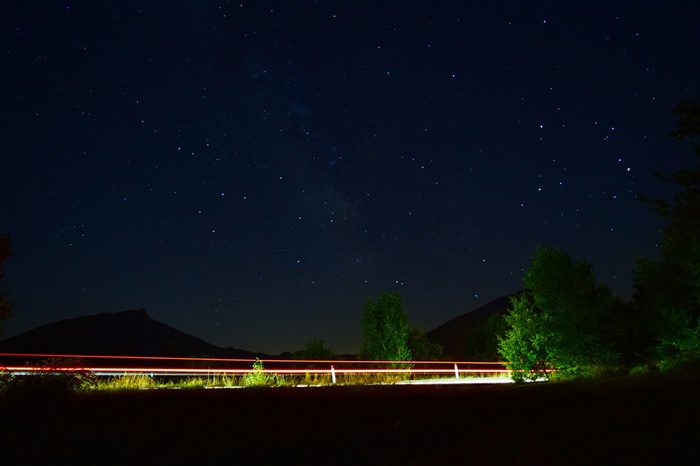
[1, 1, 698, 355]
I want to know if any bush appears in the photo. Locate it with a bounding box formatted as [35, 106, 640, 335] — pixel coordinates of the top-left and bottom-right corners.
[0, 359, 97, 398]
[241, 358, 278, 387]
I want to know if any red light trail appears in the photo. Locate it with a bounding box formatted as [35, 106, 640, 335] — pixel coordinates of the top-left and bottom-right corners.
[0, 352, 505, 365]
[0, 352, 513, 382]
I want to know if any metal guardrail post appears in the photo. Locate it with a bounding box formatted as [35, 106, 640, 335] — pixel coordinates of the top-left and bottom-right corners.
[331, 365, 336, 384]
[454, 363, 460, 379]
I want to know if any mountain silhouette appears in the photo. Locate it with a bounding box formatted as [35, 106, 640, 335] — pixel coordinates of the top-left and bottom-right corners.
[0, 309, 276, 362]
[0, 294, 518, 364]
[426, 292, 519, 359]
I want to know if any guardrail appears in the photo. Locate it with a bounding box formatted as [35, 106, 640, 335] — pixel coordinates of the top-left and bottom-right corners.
[0, 352, 510, 383]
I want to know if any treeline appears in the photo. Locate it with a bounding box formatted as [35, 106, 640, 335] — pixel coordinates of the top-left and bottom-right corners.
[489, 100, 700, 381]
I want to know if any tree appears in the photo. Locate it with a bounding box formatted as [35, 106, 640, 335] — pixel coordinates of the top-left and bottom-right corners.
[462, 312, 510, 361]
[359, 293, 412, 362]
[634, 99, 700, 363]
[498, 292, 550, 382]
[499, 245, 622, 380]
[294, 336, 334, 361]
[407, 327, 444, 361]
[0, 235, 14, 333]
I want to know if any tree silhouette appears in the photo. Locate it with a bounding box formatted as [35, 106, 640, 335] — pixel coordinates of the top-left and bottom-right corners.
[294, 336, 334, 361]
[634, 99, 700, 362]
[407, 327, 444, 361]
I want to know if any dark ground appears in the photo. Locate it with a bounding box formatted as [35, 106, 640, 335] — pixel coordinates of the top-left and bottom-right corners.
[1, 367, 698, 465]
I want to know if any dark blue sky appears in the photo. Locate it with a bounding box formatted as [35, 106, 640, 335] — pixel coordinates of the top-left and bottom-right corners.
[1, 1, 698, 354]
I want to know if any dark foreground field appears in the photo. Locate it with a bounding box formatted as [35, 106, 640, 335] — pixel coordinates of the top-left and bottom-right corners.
[2, 368, 699, 465]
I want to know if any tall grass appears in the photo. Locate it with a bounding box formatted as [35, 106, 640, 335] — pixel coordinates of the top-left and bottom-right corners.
[95, 374, 158, 391]
[1, 360, 511, 396]
[86, 370, 435, 391]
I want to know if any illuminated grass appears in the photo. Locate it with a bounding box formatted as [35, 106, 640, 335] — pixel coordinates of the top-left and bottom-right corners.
[1, 356, 513, 394]
[87, 371, 503, 391]
[96, 374, 157, 391]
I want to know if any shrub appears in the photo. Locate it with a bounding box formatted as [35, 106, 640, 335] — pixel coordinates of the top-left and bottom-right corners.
[0, 358, 96, 398]
[241, 358, 278, 387]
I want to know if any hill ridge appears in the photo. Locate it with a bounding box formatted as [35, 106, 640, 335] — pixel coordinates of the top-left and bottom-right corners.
[0, 308, 276, 359]
[426, 292, 519, 359]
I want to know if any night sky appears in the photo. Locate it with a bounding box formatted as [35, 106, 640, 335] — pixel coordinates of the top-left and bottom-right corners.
[1, 1, 698, 355]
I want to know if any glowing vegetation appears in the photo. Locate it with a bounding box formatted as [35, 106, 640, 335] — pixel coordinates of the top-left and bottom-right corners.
[498, 246, 623, 382]
[359, 293, 412, 363]
[498, 100, 700, 381]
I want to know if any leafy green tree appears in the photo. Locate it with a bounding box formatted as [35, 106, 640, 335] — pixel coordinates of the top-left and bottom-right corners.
[498, 292, 550, 382]
[407, 327, 444, 361]
[499, 245, 622, 381]
[359, 293, 412, 362]
[0, 235, 14, 333]
[634, 99, 700, 363]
